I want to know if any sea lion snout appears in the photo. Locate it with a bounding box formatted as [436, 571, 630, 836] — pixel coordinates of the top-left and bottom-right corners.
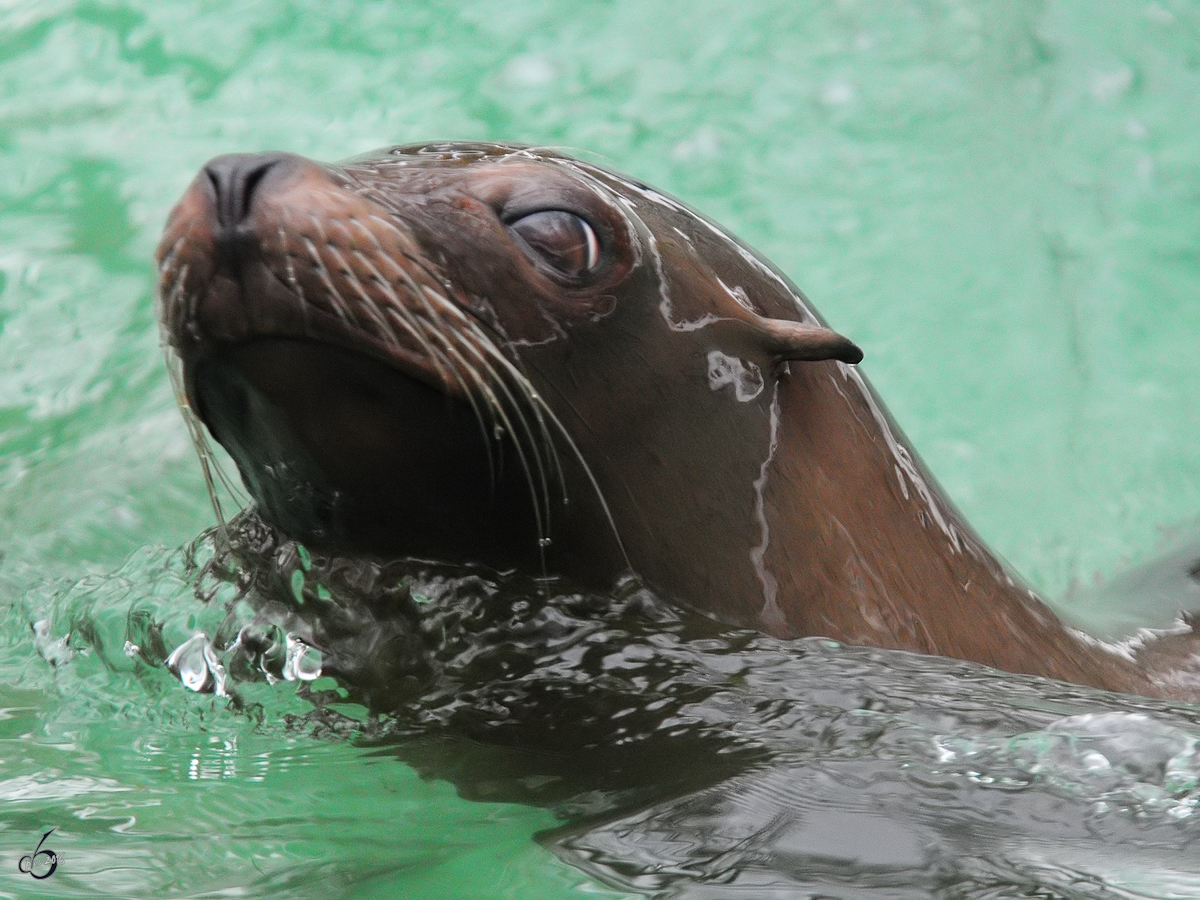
[157, 152, 465, 389]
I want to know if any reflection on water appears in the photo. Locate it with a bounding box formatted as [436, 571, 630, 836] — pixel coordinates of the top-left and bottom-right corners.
[12, 513, 1200, 897]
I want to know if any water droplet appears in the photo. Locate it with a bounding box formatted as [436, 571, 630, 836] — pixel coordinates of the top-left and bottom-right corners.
[32, 618, 74, 667]
[283, 634, 322, 682]
[538, 537, 552, 548]
[493, 425, 505, 440]
[166, 634, 227, 696]
[1081, 752, 1111, 771]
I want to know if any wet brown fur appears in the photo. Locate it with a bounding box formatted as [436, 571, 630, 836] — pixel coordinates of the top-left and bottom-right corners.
[158, 142, 1200, 702]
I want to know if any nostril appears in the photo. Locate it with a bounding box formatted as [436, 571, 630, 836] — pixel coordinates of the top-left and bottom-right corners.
[203, 152, 289, 228]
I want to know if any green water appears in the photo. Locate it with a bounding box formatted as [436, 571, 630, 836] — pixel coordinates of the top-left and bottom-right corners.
[1, 1, 1199, 896]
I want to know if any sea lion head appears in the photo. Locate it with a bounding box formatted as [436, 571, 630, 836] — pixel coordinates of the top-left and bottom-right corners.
[157, 142, 861, 602]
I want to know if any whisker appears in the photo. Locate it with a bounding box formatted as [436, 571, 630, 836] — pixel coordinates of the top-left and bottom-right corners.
[449, 327, 552, 560]
[325, 243, 401, 343]
[446, 321, 560, 550]
[303, 226, 354, 324]
[277, 227, 311, 330]
[155, 235, 186, 281]
[160, 344, 241, 553]
[156, 259, 248, 549]
[426, 329, 507, 491]
[458, 314, 567, 502]
[457, 317, 630, 571]
[401, 276, 557, 546]
[526, 373, 631, 571]
[342, 220, 457, 389]
[365, 213, 424, 254]
[426, 286, 571, 551]
[338, 219, 499, 480]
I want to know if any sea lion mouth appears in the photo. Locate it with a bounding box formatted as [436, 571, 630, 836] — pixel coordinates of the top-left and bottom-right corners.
[188, 336, 541, 561]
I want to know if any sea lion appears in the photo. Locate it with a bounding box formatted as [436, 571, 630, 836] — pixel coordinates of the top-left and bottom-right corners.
[155, 142, 1198, 701]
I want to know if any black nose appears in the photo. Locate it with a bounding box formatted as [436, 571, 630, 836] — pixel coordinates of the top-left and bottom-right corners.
[203, 152, 290, 228]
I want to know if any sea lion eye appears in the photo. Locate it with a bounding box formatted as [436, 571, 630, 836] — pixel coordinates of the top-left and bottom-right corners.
[508, 210, 600, 278]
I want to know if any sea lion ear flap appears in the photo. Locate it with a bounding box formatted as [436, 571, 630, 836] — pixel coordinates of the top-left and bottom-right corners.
[750, 315, 864, 365]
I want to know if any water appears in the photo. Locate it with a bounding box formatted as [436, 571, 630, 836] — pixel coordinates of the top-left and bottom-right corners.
[2, 1, 1199, 896]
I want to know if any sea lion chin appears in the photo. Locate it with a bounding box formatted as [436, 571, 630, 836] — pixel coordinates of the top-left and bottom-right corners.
[156, 141, 1200, 702]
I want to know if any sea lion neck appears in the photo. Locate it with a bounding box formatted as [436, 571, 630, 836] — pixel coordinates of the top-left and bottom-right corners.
[760, 361, 1151, 693]
[583, 184, 1151, 692]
